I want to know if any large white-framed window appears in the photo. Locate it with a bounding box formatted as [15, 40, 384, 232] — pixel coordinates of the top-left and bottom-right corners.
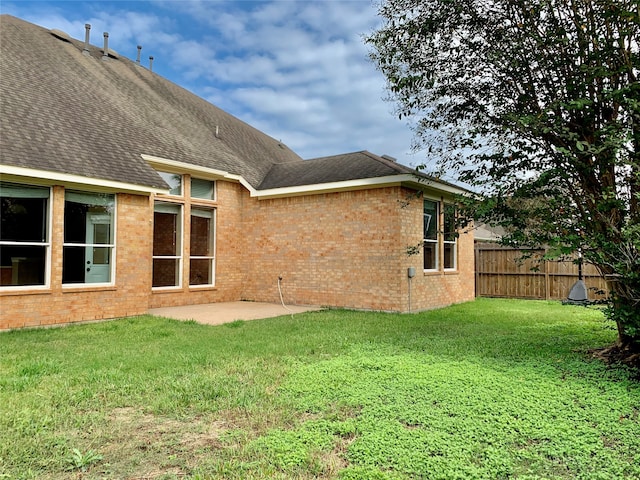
[0, 182, 51, 288]
[423, 199, 439, 271]
[153, 201, 183, 288]
[443, 203, 458, 270]
[189, 208, 215, 286]
[63, 191, 116, 285]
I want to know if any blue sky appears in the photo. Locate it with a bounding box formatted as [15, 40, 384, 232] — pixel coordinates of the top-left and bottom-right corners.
[2, 0, 427, 168]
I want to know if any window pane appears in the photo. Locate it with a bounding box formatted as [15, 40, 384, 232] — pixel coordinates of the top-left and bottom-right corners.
[0, 245, 46, 286]
[191, 178, 215, 200]
[158, 172, 182, 196]
[190, 210, 213, 256]
[190, 258, 212, 285]
[423, 200, 438, 240]
[154, 209, 181, 256]
[0, 182, 49, 287]
[63, 191, 114, 284]
[64, 192, 114, 244]
[424, 241, 437, 270]
[444, 243, 456, 269]
[63, 246, 112, 283]
[153, 258, 180, 287]
[444, 204, 457, 242]
[1, 184, 48, 242]
[153, 202, 182, 288]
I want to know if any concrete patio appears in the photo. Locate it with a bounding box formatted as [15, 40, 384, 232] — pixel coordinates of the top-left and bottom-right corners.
[148, 301, 323, 326]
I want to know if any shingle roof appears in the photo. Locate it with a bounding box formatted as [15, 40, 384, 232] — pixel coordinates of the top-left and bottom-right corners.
[1, 15, 463, 194]
[0, 15, 302, 189]
[258, 151, 416, 189]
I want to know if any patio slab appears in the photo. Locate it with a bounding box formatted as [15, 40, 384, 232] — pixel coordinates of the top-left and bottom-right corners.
[148, 301, 323, 326]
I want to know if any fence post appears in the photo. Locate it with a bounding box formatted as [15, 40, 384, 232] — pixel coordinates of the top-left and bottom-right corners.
[544, 248, 550, 300]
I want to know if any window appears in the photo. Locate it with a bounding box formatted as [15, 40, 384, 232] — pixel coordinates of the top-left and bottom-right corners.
[443, 204, 457, 269]
[423, 199, 438, 270]
[423, 199, 458, 271]
[190, 208, 215, 286]
[153, 202, 182, 288]
[63, 191, 115, 284]
[191, 178, 215, 200]
[157, 171, 182, 196]
[0, 182, 50, 287]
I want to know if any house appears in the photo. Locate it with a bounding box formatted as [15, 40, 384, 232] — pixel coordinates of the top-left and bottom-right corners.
[0, 15, 474, 329]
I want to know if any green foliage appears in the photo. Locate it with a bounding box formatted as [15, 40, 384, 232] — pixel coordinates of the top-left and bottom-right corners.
[367, 0, 640, 346]
[0, 301, 638, 479]
[65, 448, 103, 472]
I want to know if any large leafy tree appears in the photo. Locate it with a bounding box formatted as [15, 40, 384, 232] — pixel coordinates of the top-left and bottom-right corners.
[368, 0, 639, 354]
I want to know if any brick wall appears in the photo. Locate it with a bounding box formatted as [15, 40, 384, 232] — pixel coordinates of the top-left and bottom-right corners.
[239, 186, 474, 312]
[0, 190, 152, 329]
[1, 180, 475, 329]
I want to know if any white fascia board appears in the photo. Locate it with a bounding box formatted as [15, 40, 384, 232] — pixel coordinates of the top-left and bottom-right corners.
[142, 154, 257, 193]
[0, 165, 166, 195]
[141, 155, 468, 199]
[253, 174, 468, 199]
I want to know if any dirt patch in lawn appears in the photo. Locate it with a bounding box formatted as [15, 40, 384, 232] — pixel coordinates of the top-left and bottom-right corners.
[94, 407, 230, 478]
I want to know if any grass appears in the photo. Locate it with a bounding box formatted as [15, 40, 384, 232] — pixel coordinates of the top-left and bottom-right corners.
[0, 298, 638, 479]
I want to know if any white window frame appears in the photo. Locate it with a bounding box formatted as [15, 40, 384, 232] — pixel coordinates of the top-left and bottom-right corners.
[0, 182, 52, 290]
[189, 207, 216, 287]
[423, 198, 439, 272]
[62, 191, 117, 287]
[152, 201, 183, 290]
[443, 203, 458, 271]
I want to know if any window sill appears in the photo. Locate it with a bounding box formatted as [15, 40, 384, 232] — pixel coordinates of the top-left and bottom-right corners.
[189, 285, 217, 291]
[422, 269, 459, 276]
[0, 287, 51, 296]
[62, 285, 117, 293]
[152, 287, 184, 293]
[423, 270, 442, 276]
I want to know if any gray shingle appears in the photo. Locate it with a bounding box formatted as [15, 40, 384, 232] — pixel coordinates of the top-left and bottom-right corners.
[0, 15, 302, 189]
[259, 151, 417, 189]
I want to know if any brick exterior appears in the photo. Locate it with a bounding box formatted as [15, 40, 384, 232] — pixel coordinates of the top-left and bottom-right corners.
[1, 180, 475, 329]
[240, 186, 475, 312]
[0, 189, 152, 329]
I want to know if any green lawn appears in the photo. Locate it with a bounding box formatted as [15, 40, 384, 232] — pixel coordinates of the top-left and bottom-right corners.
[1, 298, 638, 479]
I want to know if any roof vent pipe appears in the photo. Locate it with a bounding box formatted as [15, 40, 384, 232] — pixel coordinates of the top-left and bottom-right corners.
[149, 56, 154, 72]
[102, 32, 109, 60]
[82, 24, 91, 56]
[136, 45, 142, 64]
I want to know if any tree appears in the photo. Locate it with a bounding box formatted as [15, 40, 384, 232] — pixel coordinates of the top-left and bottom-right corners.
[367, 0, 639, 356]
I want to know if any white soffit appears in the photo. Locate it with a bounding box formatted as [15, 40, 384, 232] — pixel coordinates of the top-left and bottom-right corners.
[0, 164, 167, 195]
[141, 155, 467, 199]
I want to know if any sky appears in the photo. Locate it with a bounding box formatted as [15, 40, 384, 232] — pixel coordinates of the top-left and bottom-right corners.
[2, 0, 430, 170]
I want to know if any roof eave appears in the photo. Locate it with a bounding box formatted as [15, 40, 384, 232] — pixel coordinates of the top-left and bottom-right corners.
[0, 164, 168, 195]
[252, 174, 469, 199]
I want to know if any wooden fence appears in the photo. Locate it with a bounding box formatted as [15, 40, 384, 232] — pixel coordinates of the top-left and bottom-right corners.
[475, 244, 608, 301]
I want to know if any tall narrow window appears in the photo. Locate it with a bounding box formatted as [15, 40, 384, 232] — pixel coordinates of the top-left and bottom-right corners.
[190, 208, 215, 286]
[0, 182, 50, 287]
[423, 199, 438, 270]
[153, 202, 182, 288]
[63, 191, 115, 284]
[443, 204, 458, 270]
